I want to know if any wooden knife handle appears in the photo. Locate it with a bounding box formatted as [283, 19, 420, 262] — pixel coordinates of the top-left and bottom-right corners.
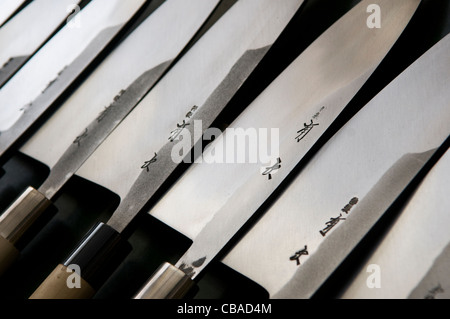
[134, 262, 195, 299]
[29, 222, 131, 299]
[29, 264, 95, 299]
[0, 186, 52, 275]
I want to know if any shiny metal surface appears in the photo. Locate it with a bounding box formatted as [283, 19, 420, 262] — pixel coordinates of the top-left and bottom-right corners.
[340, 149, 450, 299]
[218, 34, 449, 298]
[19, 0, 220, 199]
[72, 0, 304, 229]
[0, 0, 446, 301]
[409, 243, 450, 299]
[133, 262, 195, 299]
[139, 0, 421, 279]
[0, 0, 25, 26]
[0, 0, 80, 87]
[0, 0, 146, 157]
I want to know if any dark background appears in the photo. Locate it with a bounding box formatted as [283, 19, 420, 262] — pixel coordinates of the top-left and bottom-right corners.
[0, 0, 449, 300]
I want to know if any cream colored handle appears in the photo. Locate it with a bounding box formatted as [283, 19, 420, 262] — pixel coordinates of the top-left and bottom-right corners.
[30, 222, 131, 299]
[29, 265, 95, 299]
[0, 187, 52, 276]
[0, 186, 52, 245]
[0, 235, 20, 276]
[134, 262, 195, 299]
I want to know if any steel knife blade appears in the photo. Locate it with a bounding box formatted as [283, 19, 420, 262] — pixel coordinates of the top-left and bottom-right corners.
[29, 0, 305, 299]
[75, 0, 303, 200]
[0, 0, 81, 88]
[0, 0, 147, 159]
[132, 0, 422, 299]
[339, 148, 450, 299]
[218, 33, 449, 299]
[0, 0, 220, 276]
[0, 0, 26, 27]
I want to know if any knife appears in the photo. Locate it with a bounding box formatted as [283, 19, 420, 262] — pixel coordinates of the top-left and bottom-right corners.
[0, 0, 220, 277]
[0, 0, 26, 27]
[217, 33, 448, 299]
[29, 0, 306, 299]
[0, 0, 147, 160]
[130, 0, 422, 299]
[338, 148, 450, 299]
[0, 0, 82, 88]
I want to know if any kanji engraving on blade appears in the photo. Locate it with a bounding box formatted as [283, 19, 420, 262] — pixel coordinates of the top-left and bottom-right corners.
[73, 128, 88, 147]
[262, 157, 282, 180]
[290, 245, 309, 266]
[296, 119, 319, 142]
[185, 105, 198, 119]
[342, 197, 359, 214]
[320, 214, 346, 237]
[169, 120, 190, 142]
[168, 105, 199, 142]
[141, 152, 157, 172]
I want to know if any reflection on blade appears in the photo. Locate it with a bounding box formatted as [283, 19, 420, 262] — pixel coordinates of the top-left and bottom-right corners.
[218, 34, 450, 299]
[0, 0, 80, 87]
[0, 0, 220, 279]
[107, 45, 272, 232]
[29, 0, 306, 299]
[0, 0, 147, 158]
[0, 0, 26, 26]
[143, 0, 421, 281]
[409, 243, 450, 300]
[20, 0, 220, 200]
[76, 0, 305, 205]
[340, 149, 450, 299]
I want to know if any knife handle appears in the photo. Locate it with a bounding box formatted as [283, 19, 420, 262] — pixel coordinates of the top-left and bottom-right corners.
[133, 262, 195, 299]
[0, 186, 52, 276]
[30, 222, 131, 299]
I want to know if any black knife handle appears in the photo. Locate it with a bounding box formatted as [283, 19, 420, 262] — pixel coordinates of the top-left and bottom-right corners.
[30, 222, 131, 299]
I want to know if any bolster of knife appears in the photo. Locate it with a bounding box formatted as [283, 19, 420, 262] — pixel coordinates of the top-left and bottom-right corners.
[133, 262, 195, 299]
[0, 186, 52, 276]
[30, 222, 131, 299]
